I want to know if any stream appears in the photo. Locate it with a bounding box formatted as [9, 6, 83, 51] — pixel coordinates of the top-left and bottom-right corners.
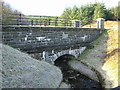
[54, 55, 103, 89]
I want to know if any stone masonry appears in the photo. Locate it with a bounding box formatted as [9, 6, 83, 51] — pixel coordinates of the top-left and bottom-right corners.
[2, 26, 104, 63]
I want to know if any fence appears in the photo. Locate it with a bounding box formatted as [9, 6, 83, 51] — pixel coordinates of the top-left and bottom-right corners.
[2, 14, 96, 27]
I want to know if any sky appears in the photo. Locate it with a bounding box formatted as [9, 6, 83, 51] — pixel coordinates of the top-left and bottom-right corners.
[3, 0, 120, 16]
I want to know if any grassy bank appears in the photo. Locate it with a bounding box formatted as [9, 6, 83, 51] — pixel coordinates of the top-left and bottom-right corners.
[76, 21, 119, 88]
[77, 30, 107, 61]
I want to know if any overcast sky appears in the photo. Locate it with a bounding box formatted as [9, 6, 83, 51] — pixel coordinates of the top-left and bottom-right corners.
[3, 0, 120, 16]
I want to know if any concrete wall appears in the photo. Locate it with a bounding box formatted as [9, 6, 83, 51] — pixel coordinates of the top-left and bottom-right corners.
[2, 27, 104, 53]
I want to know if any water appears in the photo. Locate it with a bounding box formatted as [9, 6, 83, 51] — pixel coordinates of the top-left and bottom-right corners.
[54, 55, 103, 89]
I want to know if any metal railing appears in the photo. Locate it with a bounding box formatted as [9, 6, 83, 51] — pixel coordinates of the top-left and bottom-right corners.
[2, 14, 72, 27]
[2, 14, 96, 27]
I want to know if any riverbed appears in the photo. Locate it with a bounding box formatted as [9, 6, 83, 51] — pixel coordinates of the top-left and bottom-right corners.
[54, 55, 103, 89]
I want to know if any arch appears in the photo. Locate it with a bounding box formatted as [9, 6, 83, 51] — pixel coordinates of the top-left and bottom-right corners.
[46, 47, 86, 63]
[56, 54, 75, 60]
[54, 54, 75, 66]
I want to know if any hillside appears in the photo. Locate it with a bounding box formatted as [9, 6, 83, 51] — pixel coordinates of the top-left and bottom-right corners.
[102, 21, 119, 88]
[82, 21, 119, 29]
[1, 21, 119, 88]
[80, 21, 119, 88]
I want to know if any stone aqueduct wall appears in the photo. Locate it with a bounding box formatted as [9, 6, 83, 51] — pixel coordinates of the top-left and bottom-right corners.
[2, 26, 104, 62]
[2, 27, 104, 52]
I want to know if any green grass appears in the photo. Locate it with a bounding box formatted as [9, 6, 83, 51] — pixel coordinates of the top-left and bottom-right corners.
[24, 16, 71, 26]
[77, 30, 107, 61]
[90, 30, 107, 45]
[77, 48, 91, 60]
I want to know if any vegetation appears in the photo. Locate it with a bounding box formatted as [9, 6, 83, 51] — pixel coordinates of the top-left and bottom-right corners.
[77, 29, 107, 60]
[93, 3, 106, 20]
[1, 1, 21, 25]
[77, 21, 119, 88]
[102, 24, 119, 87]
[109, 6, 120, 20]
[61, 2, 120, 26]
[2, 1, 119, 26]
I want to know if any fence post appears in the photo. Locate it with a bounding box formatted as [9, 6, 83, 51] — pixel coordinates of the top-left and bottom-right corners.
[17, 19, 19, 25]
[39, 16, 42, 26]
[96, 18, 105, 28]
[44, 19, 47, 26]
[55, 17, 58, 26]
[48, 18, 51, 26]
[18, 13, 22, 25]
[35, 19, 38, 25]
[31, 20, 33, 26]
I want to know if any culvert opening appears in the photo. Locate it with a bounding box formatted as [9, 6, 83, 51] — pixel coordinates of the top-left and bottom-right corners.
[54, 54, 103, 89]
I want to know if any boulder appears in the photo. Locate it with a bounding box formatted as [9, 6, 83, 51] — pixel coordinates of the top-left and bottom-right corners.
[1, 43, 62, 88]
[68, 60, 99, 82]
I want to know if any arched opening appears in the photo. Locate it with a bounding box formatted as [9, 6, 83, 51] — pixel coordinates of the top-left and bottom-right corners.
[54, 54, 75, 69]
[54, 54, 103, 89]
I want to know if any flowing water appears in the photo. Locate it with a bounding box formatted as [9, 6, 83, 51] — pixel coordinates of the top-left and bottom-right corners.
[54, 55, 103, 89]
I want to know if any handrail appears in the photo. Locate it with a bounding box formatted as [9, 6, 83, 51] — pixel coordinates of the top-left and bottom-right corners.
[2, 13, 96, 27]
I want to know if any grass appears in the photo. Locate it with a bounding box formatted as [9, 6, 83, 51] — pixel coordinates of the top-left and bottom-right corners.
[77, 30, 107, 60]
[90, 30, 107, 45]
[70, 21, 119, 88]
[23, 16, 71, 27]
[77, 48, 91, 60]
[102, 28, 119, 87]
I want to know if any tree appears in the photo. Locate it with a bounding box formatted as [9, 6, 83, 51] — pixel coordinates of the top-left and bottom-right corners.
[104, 9, 114, 20]
[78, 4, 95, 25]
[61, 7, 72, 26]
[61, 2, 119, 26]
[70, 5, 78, 20]
[61, 4, 96, 26]
[93, 3, 106, 20]
[1, 1, 22, 25]
[110, 6, 120, 20]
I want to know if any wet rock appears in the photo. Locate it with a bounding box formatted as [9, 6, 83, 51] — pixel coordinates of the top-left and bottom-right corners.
[68, 60, 99, 82]
[59, 82, 71, 88]
[54, 55, 102, 88]
[102, 53, 119, 88]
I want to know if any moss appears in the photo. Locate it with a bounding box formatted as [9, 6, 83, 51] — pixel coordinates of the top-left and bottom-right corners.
[77, 48, 90, 60]
[77, 30, 107, 61]
[90, 30, 107, 46]
[74, 30, 108, 89]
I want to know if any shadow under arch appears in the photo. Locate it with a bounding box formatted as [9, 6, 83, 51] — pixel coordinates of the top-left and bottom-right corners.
[54, 54, 75, 69]
[54, 54, 103, 88]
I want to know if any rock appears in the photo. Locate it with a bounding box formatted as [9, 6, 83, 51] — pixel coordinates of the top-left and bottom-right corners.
[110, 86, 120, 90]
[59, 82, 71, 88]
[1, 43, 62, 88]
[68, 60, 99, 82]
[102, 53, 119, 88]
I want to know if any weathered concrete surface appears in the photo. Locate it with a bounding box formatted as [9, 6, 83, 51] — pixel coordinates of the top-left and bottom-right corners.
[68, 60, 99, 82]
[1, 43, 63, 88]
